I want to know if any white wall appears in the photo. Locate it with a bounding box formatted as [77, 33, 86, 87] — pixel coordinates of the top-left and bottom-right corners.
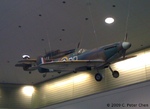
[41, 80, 150, 109]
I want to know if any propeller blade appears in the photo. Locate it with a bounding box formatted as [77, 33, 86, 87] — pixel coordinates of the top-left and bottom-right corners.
[77, 42, 80, 49]
[123, 51, 126, 59]
[124, 33, 128, 42]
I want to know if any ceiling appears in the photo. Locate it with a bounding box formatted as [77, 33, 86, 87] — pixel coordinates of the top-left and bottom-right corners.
[0, 0, 150, 85]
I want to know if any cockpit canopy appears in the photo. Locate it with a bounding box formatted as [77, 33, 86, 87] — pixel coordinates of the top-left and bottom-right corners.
[77, 48, 87, 54]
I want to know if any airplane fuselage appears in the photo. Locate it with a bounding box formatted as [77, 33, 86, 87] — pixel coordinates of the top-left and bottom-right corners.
[36, 42, 128, 73]
[55, 42, 124, 64]
[16, 41, 131, 75]
[15, 41, 131, 81]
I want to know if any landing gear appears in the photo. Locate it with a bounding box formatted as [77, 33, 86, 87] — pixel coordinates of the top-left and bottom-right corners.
[29, 72, 31, 74]
[95, 73, 103, 81]
[94, 66, 119, 82]
[95, 69, 103, 81]
[109, 66, 119, 78]
[112, 71, 119, 78]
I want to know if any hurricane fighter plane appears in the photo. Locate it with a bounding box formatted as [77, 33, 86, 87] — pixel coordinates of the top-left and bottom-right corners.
[15, 41, 131, 81]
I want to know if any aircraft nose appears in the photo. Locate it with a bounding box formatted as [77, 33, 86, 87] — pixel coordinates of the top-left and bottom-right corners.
[122, 42, 131, 50]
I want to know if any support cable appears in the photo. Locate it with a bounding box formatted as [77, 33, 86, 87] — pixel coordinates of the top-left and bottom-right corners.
[124, 0, 131, 41]
[87, 0, 99, 48]
[40, 0, 53, 59]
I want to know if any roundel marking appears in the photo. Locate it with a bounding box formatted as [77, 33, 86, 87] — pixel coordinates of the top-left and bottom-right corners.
[61, 57, 68, 61]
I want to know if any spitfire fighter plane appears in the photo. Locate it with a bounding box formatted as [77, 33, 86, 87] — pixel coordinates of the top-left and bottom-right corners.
[15, 41, 131, 81]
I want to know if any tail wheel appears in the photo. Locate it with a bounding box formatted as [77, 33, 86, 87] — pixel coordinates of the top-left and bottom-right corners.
[95, 73, 103, 81]
[43, 73, 47, 78]
[23, 64, 31, 71]
[112, 71, 119, 78]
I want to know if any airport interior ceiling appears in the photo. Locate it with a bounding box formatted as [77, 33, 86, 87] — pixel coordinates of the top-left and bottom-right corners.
[0, 0, 150, 85]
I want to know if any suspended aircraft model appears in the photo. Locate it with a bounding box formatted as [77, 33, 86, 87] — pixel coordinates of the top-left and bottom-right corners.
[15, 40, 131, 81]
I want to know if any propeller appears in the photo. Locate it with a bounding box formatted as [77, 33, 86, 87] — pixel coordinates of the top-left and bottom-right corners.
[123, 51, 126, 59]
[124, 33, 128, 42]
[77, 42, 80, 48]
[122, 33, 131, 59]
[77, 42, 80, 49]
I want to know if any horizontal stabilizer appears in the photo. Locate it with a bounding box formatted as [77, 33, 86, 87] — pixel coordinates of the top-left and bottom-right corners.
[18, 59, 36, 63]
[28, 66, 38, 71]
[15, 59, 37, 68]
[15, 63, 28, 67]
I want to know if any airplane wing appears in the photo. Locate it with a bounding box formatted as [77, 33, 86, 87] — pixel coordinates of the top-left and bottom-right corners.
[39, 60, 105, 71]
[44, 49, 75, 59]
[111, 55, 136, 63]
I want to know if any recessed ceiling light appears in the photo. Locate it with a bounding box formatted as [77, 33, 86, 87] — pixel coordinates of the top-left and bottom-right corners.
[105, 17, 114, 24]
[85, 18, 89, 20]
[41, 38, 45, 41]
[112, 5, 116, 7]
[62, 1, 66, 3]
[62, 29, 65, 31]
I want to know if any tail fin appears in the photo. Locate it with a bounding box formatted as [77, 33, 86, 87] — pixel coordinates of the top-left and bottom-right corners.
[36, 56, 49, 73]
[36, 56, 45, 65]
